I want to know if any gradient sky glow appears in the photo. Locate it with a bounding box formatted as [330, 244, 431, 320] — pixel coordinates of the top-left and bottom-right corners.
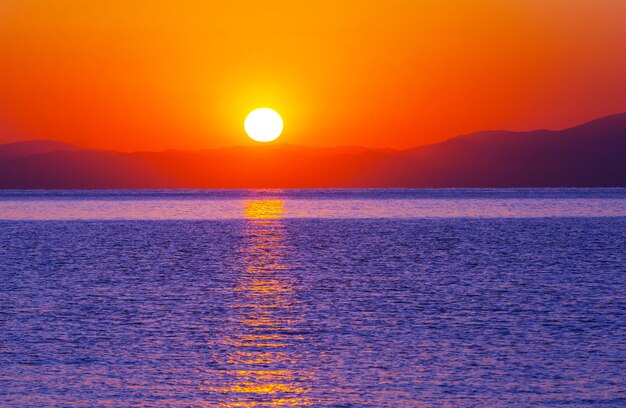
[1, 0, 625, 151]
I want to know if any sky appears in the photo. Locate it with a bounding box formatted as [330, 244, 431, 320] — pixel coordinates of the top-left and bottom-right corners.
[0, 0, 625, 151]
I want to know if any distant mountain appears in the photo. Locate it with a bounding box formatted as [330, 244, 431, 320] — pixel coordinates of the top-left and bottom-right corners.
[357, 112, 626, 187]
[0, 113, 624, 188]
[0, 140, 80, 160]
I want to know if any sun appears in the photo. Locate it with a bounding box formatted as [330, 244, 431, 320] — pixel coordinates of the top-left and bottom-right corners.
[244, 108, 283, 142]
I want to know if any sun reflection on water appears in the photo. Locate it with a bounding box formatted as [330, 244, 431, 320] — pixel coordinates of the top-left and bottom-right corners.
[203, 199, 313, 406]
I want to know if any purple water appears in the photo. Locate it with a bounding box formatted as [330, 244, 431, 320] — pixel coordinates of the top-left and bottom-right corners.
[1, 189, 625, 406]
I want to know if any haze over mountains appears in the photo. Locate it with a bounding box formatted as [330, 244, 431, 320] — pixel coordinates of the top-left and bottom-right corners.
[1, 113, 624, 188]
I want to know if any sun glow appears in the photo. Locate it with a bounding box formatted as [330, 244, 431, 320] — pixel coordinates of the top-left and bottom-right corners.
[244, 108, 283, 143]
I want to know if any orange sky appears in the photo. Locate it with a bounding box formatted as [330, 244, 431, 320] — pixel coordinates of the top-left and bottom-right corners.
[1, 0, 625, 151]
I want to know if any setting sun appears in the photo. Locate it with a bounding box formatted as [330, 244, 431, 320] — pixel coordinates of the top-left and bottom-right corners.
[244, 108, 283, 143]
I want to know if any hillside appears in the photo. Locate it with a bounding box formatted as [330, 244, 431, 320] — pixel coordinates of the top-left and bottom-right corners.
[0, 113, 624, 188]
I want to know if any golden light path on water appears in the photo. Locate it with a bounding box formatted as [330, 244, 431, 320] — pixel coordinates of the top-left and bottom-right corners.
[202, 199, 314, 406]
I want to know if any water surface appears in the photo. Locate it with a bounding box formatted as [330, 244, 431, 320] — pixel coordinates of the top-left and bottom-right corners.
[1, 188, 625, 220]
[1, 189, 625, 406]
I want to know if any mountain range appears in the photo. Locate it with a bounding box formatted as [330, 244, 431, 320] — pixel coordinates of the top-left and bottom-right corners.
[1, 112, 624, 188]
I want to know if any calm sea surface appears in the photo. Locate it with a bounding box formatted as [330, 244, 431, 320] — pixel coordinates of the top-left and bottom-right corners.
[1, 189, 625, 406]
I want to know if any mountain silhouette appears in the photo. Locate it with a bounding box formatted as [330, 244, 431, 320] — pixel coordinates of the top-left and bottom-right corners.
[0, 140, 81, 160]
[0, 112, 624, 188]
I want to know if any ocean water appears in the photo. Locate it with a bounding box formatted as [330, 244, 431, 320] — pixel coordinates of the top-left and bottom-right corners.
[1, 189, 625, 407]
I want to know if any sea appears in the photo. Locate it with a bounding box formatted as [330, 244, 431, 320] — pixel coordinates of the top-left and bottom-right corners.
[1, 189, 625, 407]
